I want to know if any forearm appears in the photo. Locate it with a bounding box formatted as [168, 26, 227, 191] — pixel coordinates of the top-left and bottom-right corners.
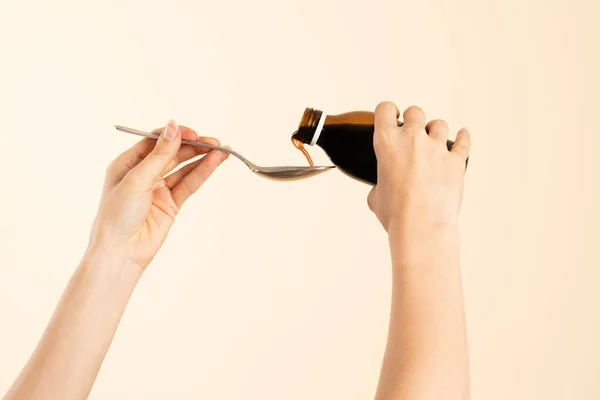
[375, 221, 469, 400]
[3, 245, 142, 400]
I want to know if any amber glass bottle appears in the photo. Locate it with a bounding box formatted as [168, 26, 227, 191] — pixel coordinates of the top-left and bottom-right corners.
[291, 107, 459, 185]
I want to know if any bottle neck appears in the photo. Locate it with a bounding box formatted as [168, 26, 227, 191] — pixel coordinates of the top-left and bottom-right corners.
[295, 108, 327, 146]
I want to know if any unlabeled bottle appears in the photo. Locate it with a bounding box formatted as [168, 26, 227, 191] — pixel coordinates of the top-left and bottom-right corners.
[291, 107, 463, 185]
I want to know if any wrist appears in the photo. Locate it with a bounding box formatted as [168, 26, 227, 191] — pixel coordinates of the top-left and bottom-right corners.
[387, 210, 459, 238]
[388, 220, 460, 251]
[387, 216, 460, 271]
[82, 241, 143, 279]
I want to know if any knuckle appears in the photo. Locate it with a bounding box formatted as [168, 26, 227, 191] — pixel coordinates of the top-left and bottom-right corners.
[403, 126, 421, 137]
[373, 136, 383, 151]
[451, 152, 468, 165]
[429, 119, 448, 130]
[171, 154, 182, 166]
[375, 101, 397, 114]
[405, 105, 423, 115]
[106, 160, 117, 174]
[453, 144, 470, 159]
[151, 145, 172, 160]
[373, 137, 385, 154]
[453, 142, 467, 152]
[373, 128, 396, 151]
[367, 190, 376, 211]
[375, 125, 394, 138]
[457, 139, 471, 150]
[105, 158, 122, 176]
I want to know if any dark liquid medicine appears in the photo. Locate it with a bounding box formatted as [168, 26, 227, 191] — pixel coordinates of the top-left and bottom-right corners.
[291, 107, 461, 185]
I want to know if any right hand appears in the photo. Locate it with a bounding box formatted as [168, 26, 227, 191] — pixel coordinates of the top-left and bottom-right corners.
[367, 103, 471, 233]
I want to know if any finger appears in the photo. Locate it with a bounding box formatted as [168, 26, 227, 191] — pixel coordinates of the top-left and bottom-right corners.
[161, 137, 221, 177]
[402, 105, 426, 129]
[125, 119, 181, 190]
[151, 124, 197, 141]
[451, 128, 471, 160]
[105, 125, 213, 190]
[163, 152, 214, 189]
[170, 150, 228, 208]
[105, 138, 156, 189]
[374, 101, 400, 130]
[151, 125, 222, 176]
[425, 119, 449, 142]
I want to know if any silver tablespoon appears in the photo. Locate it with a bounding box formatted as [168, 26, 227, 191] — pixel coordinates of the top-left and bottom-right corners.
[114, 125, 335, 181]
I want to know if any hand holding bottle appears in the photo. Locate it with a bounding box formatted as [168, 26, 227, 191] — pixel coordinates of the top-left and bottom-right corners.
[367, 103, 471, 232]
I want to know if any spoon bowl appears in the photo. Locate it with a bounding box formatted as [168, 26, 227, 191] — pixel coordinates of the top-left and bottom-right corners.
[251, 165, 332, 181]
[114, 125, 335, 181]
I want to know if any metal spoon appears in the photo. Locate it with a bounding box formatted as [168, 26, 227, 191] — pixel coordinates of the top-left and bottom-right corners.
[114, 125, 335, 181]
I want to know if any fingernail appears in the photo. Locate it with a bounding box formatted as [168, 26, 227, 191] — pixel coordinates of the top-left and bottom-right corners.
[163, 119, 178, 142]
[460, 127, 469, 134]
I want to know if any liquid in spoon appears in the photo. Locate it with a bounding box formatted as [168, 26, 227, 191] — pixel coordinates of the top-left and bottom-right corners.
[292, 136, 314, 168]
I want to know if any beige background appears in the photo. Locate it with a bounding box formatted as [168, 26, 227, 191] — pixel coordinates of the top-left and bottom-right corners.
[0, 0, 599, 399]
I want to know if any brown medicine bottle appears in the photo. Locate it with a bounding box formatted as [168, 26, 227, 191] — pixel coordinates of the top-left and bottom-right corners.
[291, 107, 463, 185]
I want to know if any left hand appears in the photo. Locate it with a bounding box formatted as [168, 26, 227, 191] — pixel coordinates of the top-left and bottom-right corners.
[88, 119, 228, 270]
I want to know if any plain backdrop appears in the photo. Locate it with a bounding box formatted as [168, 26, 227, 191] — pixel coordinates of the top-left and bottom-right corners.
[0, 0, 599, 399]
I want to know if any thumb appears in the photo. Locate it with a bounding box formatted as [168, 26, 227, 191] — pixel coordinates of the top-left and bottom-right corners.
[126, 119, 181, 189]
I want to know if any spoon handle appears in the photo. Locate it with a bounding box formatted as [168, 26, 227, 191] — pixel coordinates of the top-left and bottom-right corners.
[114, 125, 255, 168]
